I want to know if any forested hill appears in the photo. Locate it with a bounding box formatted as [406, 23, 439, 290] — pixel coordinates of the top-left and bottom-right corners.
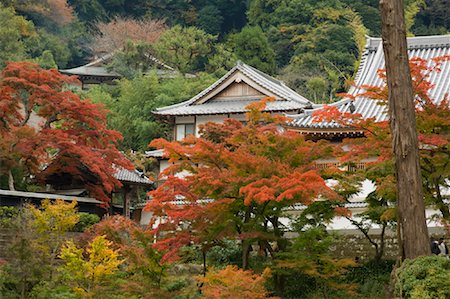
[1, 0, 448, 150]
[1, 1, 448, 84]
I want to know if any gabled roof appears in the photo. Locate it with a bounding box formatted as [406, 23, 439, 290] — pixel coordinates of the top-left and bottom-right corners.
[154, 61, 312, 116]
[114, 167, 153, 185]
[60, 53, 176, 78]
[288, 35, 450, 130]
[60, 54, 121, 78]
[0, 189, 101, 204]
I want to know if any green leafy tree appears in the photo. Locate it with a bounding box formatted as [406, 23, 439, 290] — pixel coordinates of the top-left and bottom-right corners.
[197, 4, 223, 35]
[274, 228, 357, 298]
[0, 4, 35, 66]
[1, 200, 79, 297]
[226, 26, 276, 74]
[87, 72, 215, 150]
[154, 25, 215, 73]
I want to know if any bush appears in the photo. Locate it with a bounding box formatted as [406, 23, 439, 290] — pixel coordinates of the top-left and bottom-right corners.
[73, 212, 100, 232]
[0, 206, 18, 226]
[346, 259, 394, 298]
[394, 255, 450, 299]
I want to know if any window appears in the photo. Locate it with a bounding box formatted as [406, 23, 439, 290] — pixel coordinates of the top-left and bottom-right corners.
[176, 123, 195, 141]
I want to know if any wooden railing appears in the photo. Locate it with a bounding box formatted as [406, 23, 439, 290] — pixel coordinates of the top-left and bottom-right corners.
[314, 161, 367, 171]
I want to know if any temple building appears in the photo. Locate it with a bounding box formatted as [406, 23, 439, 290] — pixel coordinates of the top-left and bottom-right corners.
[147, 34, 450, 230]
[60, 53, 178, 88]
[153, 60, 315, 141]
[286, 35, 450, 136]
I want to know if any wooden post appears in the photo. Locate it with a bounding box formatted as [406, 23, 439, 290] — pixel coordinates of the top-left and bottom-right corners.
[379, 0, 430, 259]
[123, 185, 131, 219]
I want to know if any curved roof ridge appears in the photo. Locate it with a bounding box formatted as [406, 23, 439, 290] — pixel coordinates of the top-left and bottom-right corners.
[155, 65, 239, 112]
[239, 63, 311, 105]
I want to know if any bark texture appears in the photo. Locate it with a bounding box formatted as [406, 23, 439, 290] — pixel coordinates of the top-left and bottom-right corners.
[379, 0, 430, 259]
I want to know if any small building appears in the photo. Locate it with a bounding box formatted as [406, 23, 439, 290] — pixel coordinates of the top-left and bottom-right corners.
[43, 165, 153, 219]
[149, 61, 315, 179]
[60, 54, 121, 88]
[60, 53, 181, 89]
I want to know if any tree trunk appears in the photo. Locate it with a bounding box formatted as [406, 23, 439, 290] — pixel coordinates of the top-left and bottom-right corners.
[242, 240, 251, 270]
[379, 0, 430, 259]
[8, 170, 15, 191]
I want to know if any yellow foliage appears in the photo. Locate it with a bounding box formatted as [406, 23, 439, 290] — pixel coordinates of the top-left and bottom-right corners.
[31, 199, 79, 234]
[59, 235, 124, 297]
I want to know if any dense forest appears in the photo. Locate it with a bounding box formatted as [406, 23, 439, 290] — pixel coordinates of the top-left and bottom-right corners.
[0, 0, 449, 151]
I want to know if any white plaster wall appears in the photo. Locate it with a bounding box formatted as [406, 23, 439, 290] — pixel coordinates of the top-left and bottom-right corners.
[175, 116, 195, 124]
[195, 115, 227, 136]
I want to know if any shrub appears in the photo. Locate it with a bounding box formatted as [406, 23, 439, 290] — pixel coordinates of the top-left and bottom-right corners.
[346, 259, 394, 299]
[0, 206, 18, 226]
[73, 212, 100, 232]
[394, 255, 450, 299]
[198, 265, 276, 299]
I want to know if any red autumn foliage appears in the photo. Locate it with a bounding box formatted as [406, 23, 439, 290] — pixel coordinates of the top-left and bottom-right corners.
[312, 55, 450, 218]
[198, 266, 277, 299]
[0, 61, 132, 205]
[146, 98, 340, 263]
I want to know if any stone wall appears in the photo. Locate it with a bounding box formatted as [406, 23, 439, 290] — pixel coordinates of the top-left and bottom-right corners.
[330, 232, 398, 261]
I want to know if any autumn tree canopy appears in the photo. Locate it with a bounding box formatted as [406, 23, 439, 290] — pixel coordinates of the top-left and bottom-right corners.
[0, 61, 132, 204]
[146, 99, 342, 268]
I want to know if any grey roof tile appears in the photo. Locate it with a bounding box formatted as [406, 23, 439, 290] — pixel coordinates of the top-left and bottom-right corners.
[155, 61, 312, 116]
[114, 168, 152, 185]
[289, 35, 450, 129]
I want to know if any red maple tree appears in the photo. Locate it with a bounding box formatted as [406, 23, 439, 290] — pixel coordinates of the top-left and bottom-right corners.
[146, 98, 341, 268]
[313, 55, 450, 221]
[0, 61, 132, 205]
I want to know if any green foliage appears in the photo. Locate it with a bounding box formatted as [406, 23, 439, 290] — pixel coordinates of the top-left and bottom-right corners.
[248, 0, 366, 102]
[346, 259, 395, 299]
[226, 25, 276, 74]
[206, 44, 237, 76]
[0, 206, 18, 226]
[0, 4, 35, 66]
[273, 228, 357, 298]
[207, 240, 242, 268]
[87, 72, 215, 150]
[1, 200, 80, 297]
[412, 0, 450, 35]
[154, 25, 215, 73]
[197, 5, 223, 35]
[394, 256, 450, 299]
[73, 212, 101, 232]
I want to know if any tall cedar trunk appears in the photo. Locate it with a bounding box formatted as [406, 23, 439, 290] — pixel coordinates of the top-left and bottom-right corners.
[379, 0, 430, 259]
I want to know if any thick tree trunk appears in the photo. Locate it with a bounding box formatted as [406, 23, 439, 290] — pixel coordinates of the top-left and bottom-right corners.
[379, 0, 430, 259]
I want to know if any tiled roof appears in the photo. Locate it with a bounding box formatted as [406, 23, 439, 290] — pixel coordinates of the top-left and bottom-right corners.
[60, 53, 176, 78]
[114, 168, 152, 185]
[145, 149, 165, 158]
[0, 189, 101, 204]
[289, 35, 450, 129]
[60, 66, 121, 78]
[154, 61, 312, 116]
